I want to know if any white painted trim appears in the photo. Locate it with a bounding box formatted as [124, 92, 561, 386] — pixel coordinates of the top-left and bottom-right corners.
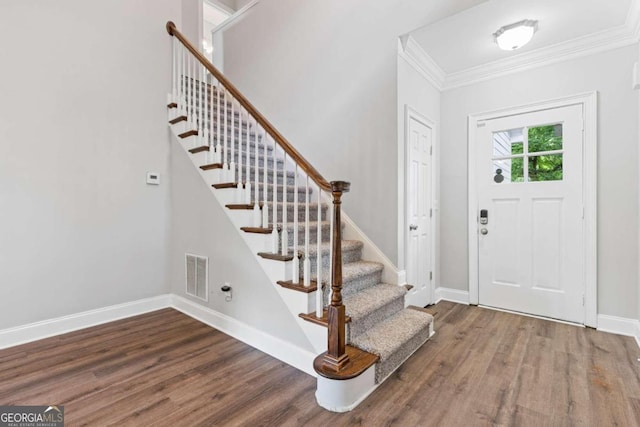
[204, 0, 235, 16]
[582, 93, 598, 328]
[435, 287, 470, 305]
[628, 0, 640, 39]
[397, 270, 407, 286]
[467, 114, 479, 306]
[171, 295, 317, 376]
[211, 0, 260, 35]
[597, 314, 640, 348]
[403, 105, 438, 304]
[398, 37, 445, 91]
[0, 295, 172, 350]
[467, 92, 598, 327]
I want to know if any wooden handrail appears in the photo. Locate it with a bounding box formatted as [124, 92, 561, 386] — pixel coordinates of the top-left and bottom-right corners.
[166, 21, 332, 192]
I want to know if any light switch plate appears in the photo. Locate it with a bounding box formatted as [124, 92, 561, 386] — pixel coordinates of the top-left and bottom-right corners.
[146, 172, 160, 185]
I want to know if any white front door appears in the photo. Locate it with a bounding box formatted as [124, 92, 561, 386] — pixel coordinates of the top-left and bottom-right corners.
[475, 104, 584, 323]
[406, 115, 433, 307]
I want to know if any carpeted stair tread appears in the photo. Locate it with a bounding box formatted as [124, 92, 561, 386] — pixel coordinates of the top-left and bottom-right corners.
[341, 261, 384, 284]
[350, 309, 433, 382]
[350, 309, 432, 359]
[303, 240, 363, 258]
[343, 284, 406, 322]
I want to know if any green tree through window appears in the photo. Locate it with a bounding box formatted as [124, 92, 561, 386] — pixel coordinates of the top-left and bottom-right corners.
[509, 125, 563, 182]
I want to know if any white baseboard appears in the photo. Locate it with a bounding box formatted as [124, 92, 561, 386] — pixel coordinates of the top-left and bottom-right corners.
[597, 314, 640, 348]
[435, 286, 470, 305]
[171, 296, 316, 376]
[0, 295, 172, 350]
[0, 294, 318, 377]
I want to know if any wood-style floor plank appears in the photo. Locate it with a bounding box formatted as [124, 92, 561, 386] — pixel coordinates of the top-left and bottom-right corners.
[2, 303, 640, 426]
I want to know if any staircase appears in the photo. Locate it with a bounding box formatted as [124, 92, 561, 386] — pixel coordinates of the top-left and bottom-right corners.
[166, 22, 433, 412]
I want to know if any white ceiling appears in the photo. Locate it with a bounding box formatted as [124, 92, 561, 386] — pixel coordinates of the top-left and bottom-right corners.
[411, 0, 635, 74]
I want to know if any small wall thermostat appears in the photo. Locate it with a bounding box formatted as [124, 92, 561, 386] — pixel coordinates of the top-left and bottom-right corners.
[146, 172, 160, 185]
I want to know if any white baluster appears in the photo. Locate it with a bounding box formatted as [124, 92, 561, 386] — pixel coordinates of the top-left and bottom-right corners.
[190, 57, 196, 132]
[199, 66, 205, 147]
[214, 80, 221, 163]
[281, 153, 288, 256]
[203, 68, 209, 151]
[179, 46, 186, 117]
[170, 38, 177, 107]
[236, 106, 243, 201]
[316, 183, 323, 317]
[303, 175, 311, 288]
[271, 140, 279, 253]
[244, 111, 252, 204]
[229, 97, 236, 183]
[252, 118, 261, 227]
[185, 54, 190, 124]
[223, 88, 229, 176]
[261, 129, 269, 228]
[208, 77, 214, 163]
[292, 165, 300, 284]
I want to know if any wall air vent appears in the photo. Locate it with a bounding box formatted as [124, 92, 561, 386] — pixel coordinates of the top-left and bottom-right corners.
[185, 253, 208, 301]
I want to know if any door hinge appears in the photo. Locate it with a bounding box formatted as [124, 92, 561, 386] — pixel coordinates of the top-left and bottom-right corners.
[582, 295, 585, 306]
[430, 145, 433, 155]
[430, 271, 433, 281]
[582, 206, 585, 219]
[429, 208, 433, 218]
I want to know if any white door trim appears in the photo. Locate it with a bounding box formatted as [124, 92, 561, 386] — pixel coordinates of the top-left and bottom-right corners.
[404, 105, 437, 304]
[467, 92, 598, 327]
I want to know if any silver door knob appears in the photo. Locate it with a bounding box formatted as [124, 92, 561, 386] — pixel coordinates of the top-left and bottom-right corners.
[480, 228, 488, 235]
[409, 224, 418, 231]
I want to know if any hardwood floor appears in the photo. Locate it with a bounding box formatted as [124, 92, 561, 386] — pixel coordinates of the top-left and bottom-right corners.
[1, 302, 640, 426]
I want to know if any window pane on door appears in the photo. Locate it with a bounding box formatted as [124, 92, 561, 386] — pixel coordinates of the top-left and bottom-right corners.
[529, 124, 563, 153]
[493, 158, 524, 183]
[528, 154, 563, 181]
[493, 128, 523, 157]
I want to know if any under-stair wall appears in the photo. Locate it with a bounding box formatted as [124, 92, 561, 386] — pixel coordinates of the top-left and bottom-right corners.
[168, 135, 317, 365]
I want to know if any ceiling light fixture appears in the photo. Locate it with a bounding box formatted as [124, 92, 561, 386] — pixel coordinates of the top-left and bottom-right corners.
[493, 19, 538, 51]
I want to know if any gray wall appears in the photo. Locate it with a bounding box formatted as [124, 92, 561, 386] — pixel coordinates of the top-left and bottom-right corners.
[440, 45, 639, 318]
[0, 0, 181, 329]
[168, 141, 313, 350]
[220, 0, 487, 266]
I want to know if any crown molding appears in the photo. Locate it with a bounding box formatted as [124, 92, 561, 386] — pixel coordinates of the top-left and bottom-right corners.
[211, 0, 260, 35]
[438, 1, 640, 91]
[628, 0, 640, 39]
[398, 36, 445, 90]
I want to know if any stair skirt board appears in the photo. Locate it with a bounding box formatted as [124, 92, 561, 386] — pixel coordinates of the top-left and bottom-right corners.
[167, 90, 434, 411]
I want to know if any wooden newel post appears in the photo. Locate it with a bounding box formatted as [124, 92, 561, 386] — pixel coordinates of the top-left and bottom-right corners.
[320, 180, 351, 372]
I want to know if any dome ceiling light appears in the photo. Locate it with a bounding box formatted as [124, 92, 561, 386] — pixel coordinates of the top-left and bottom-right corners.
[493, 19, 538, 51]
